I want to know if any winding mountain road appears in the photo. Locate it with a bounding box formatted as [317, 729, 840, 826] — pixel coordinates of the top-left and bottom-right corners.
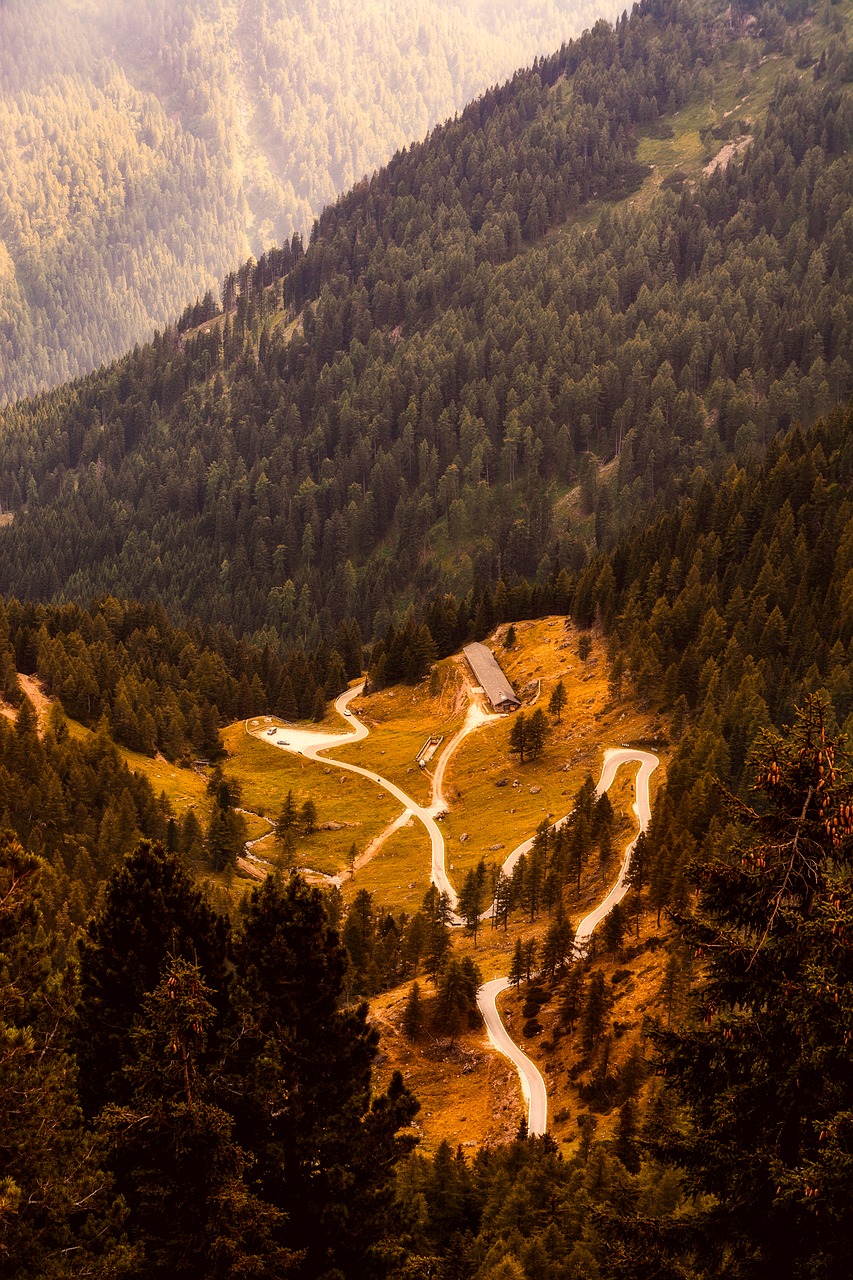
[475, 747, 659, 1135]
[251, 686, 659, 1137]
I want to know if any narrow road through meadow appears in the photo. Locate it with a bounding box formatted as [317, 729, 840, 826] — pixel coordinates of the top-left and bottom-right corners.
[251, 685, 659, 1137]
[476, 747, 659, 1135]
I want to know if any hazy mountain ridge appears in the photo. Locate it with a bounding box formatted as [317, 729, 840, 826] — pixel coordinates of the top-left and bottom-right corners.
[0, 0, 620, 402]
[0, 0, 849, 653]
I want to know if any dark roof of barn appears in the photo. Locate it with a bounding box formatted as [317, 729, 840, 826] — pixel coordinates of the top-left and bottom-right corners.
[462, 642, 521, 709]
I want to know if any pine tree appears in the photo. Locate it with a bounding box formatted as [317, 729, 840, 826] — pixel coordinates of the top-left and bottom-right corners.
[228, 875, 418, 1278]
[557, 964, 586, 1034]
[580, 971, 610, 1058]
[602, 901, 626, 954]
[548, 680, 567, 722]
[508, 937, 525, 987]
[614, 1098, 640, 1174]
[434, 956, 481, 1042]
[100, 957, 293, 1279]
[179, 809, 204, 860]
[323, 649, 348, 698]
[654, 699, 853, 1278]
[0, 833, 130, 1278]
[75, 841, 231, 1117]
[402, 981, 423, 1040]
[277, 677, 299, 721]
[509, 711, 528, 763]
[458, 862, 485, 943]
[492, 870, 512, 930]
[205, 805, 245, 871]
[526, 708, 548, 761]
[421, 885, 451, 980]
[275, 791, 297, 841]
[299, 798, 317, 834]
[541, 905, 573, 977]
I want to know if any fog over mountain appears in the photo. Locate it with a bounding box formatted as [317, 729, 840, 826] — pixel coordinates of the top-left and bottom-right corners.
[0, 0, 620, 402]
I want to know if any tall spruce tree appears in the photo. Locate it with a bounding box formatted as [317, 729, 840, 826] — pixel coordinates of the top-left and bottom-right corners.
[228, 874, 418, 1279]
[0, 833, 130, 1278]
[653, 699, 853, 1279]
[75, 841, 231, 1116]
[99, 957, 295, 1280]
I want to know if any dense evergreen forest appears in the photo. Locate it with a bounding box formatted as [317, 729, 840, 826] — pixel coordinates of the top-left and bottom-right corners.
[3, 412, 852, 1273]
[0, 0, 618, 402]
[1, 0, 850, 646]
[3, 0, 853, 1275]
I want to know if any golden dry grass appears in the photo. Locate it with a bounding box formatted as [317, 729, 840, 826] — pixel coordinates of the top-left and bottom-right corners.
[221, 722, 400, 877]
[332, 659, 466, 807]
[500, 907, 679, 1158]
[370, 980, 525, 1156]
[116, 746, 210, 813]
[340, 818, 431, 913]
[440, 618, 665, 891]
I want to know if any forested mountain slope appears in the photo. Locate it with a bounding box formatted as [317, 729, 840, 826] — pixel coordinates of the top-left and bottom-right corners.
[0, 0, 619, 402]
[585, 401, 853, 923]
[3, 5, 853, 1271]
[1, 404, 852, 1276]
[0, 0, 851, 649]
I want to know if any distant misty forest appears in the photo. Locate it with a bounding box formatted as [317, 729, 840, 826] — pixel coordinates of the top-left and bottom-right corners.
[0, 0, 620, 402]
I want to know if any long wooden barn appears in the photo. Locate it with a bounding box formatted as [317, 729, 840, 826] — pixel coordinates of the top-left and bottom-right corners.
[462, 642, 521, 712]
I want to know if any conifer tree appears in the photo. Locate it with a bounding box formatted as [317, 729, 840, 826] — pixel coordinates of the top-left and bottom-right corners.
[508, 937, 525, 988]
[299, 799, 318, 835]
[602, 901, 626, 954]
[492, 869, 512, 930]
[0, 833, 130, 1278]
[75, 841, 231, 1116]
[323, 649, 348, 698]
[526, 708, 548, 761]
[557, 964, 586, 1034]
[509, 710, 528, 763]
[275, 791, 298, 841]
[99, 957, 293, 1279]
[421, 884, 452, 980]
[654, 699, 853, 1278]
[458, 860, 486, 943]
[434, 956, 481, 1042]
[205, 804, 246, 872]
[277, 677, 299, 721]
[580, 971, 610, 1058]
[548, 680, 567, 722]
[402, 981, 423, 1040]
[614, 1098, 641, 1174]
[228, 875, 418, 1278]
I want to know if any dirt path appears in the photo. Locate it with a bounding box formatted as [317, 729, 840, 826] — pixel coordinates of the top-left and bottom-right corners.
[476, 748, 659, 1135]
[0, 673, 55, 734]
[429, 687, 500, 814]
[249, 680, 660, 1138]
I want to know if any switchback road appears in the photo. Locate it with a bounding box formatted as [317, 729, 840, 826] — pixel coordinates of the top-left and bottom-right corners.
[251, 688, 659, 1137]
[474, 747, 659, 1135]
